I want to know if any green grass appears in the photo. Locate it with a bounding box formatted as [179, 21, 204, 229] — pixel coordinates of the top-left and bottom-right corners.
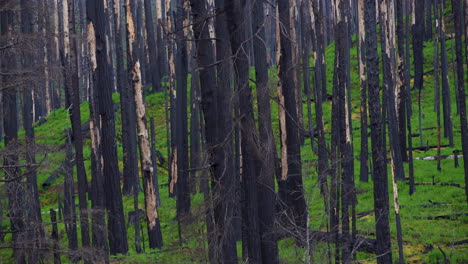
[1, 14, 468, 264]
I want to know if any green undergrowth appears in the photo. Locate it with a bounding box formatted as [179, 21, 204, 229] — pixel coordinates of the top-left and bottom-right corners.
[1, 11, 467, 264]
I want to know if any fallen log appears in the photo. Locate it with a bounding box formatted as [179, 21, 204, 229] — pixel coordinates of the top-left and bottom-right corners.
[42, 151, 75, 188]
[415, 213, 468, 220]
[408, 144, 451, 151]
[411, 182, 462, 188]
[277, 229, 377, 253]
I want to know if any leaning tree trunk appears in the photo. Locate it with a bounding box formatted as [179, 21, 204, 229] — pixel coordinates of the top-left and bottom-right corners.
[125, 0, 164, 249]
[365, 0, 392, 262]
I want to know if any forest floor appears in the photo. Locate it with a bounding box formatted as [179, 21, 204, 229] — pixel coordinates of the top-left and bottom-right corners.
[1, 13, 468, 264]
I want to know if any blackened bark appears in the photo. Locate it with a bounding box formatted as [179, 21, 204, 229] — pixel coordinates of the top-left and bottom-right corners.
[358, 0, 369, 182]
[64, 132, 78, 256]
[413, 0, 425, 92]
[310, 0, 330, 205]
[88, 0, 128, 254]
[144, 0, 161, 92]
[252, 0, 279, 262]
[174, 0, 191, 219]
[21, 2, 44, 262]
[439, 0, 453, 146]
[226, 1, 262, 262]
[2, 9, 26, 264]
[453, 0, 468, 203]
[365, 0, 392, 262]
[396, 0, 408, 162]
[380, 0, 405, 183]
[125, 0, 164, 249]
[277, 0, 308, 232]
[189, 41, 201, 194]
[188, 0, 218, 260]
[67, 0, 90, 250]
[112, 0, 140, 196]
[150, 117, 161, 206]
[87, 22, 109, 256]
[425, 0, 433, 40]
[50, 209, 61, 264]
[213, 0, 239, 262]
[333, 1, 355, 260]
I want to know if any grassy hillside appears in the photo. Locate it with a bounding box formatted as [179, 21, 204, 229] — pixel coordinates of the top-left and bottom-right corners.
[1, 17, 468, 264]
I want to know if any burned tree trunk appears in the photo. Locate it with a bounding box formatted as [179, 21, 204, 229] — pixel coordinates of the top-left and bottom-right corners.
[125, 0, 164, 249]
[66, 0, 90, 250]
[252, 0, 279, 261]
[20, 2, 44, 262]
[277, 0, 308, 232]
[365, 0, 392, 262]
[88, 0, 128, 254]
[226, 1, 263, 262]
[452, 0, 468, 203]
[1, 9, 26, 263]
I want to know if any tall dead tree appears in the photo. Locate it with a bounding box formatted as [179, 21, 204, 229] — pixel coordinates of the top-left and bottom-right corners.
[125, 0, 164, 249]
[226, 0, 264, 262]
[86, 2, 109, 259]
[452, 0, 468, 203]
[358, 0, 369, 182]
[20, 1, 44, 262]
[144, 0, 161, 92]
[365, 0, 392, 262]
[173, 0, 191, 219]
[277, 0, 308, 232]
[188, 0, 227, 261]
[66, 0, 90, 250]
[252, 0, 279, 262]
[380, 1, 404, 262]
[1, 8, 26, 263]
[88, 0, 128, 254]
[438, 0, 453, 146]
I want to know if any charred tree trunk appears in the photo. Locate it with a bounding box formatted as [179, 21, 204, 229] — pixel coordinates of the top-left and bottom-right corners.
[439, 0, 453, 147]
[413, 0, 425, 93]
[67, 0, 90, 250]
[365, 0, 392, 262]
[174, 0, 191, 219]
[64, 132, 78, 257]
[112, 0, 140, 196]
[380, 0, 406, 183]
[86, 4, 109, 258]
[88, 0, 128, 254]
[125, 0, 164, 249]
[358, 0, 369, 182]
[226, 1, 263, 262]
[1, 10, 26, 263]
[188, 0, 218, 260]
[144, 0, 161, 92]
[20, 2, 44, 262]
[277, 0, 308, 232]
[452, 0, 468, 203]
[252, 0, 279, 262]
